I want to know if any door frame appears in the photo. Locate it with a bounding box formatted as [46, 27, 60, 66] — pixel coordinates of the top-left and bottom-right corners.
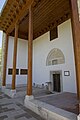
[50, 70, 63, 92]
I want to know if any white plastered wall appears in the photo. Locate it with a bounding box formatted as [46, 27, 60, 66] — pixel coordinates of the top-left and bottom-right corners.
[6, 19, 77, 93]
[33, 19, 77, 93]
[6, 37, 28, 85]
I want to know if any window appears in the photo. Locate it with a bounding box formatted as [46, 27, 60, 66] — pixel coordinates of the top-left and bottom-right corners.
[50, 27, 58, 41]
[8, 68, 12, 75]
[8, 68, 19, 75]
[52, 59, 58, 65]
[20, 69, 28, 75]
[16, 69, 19, 75]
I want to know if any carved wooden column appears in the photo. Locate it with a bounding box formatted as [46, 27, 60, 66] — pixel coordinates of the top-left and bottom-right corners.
[12, 23, 18, 90]
[27, 5, 33, 96]
[70, 0, 80, 100]
[2, 33, 9, 87]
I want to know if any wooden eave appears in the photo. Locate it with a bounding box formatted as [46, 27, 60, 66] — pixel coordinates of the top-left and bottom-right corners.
[0, 0, 71, 40]
[0, 0, 34, 32]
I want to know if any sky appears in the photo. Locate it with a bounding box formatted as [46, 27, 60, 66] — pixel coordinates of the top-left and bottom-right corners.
[0, 0, 6, 12]
[0, 0, 6, 48]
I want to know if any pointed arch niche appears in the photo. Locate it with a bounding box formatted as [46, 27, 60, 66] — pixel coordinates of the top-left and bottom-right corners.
[46, 48, 65, 66]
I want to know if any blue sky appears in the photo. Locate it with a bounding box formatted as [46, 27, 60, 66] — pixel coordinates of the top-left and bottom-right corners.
[0, 0, 6, 48]
[0, 0, 6, 12]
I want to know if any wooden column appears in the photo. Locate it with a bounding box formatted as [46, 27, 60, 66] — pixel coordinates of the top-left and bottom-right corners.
[70, 0, 80, 100]
[27, 5, 33, 96]
[12, 23, 18, 90]
[2, 33, 9, 86]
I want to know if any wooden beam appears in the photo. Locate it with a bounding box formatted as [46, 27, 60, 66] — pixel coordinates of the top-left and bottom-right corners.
[7, 0, 34, 34]
[70, 0, 80, 100]
[12, 23, 18, 90]
[2, 33, 9, 86]
[27, 5, 33, 96]
[34, 13, 70, 39]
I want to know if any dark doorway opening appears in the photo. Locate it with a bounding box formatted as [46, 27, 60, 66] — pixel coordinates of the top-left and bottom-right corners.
[53, 74, 61, 92]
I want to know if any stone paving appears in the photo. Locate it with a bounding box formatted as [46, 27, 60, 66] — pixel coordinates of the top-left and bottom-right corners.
[2, 85, 78, 119]
[14, 85, 78, 115]
[36, 92, 78, 114]
[0, 91, 45, 120]
[6, 85, 48, 98]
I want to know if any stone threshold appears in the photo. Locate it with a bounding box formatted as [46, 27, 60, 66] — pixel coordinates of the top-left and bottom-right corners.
[24, 98, 78, 120]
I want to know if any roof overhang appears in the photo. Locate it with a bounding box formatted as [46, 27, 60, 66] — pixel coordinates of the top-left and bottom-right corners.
[0, 0, 71, 40]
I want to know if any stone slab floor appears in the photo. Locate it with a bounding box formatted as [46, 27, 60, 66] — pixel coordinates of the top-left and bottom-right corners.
[36, 92, 78, 114]
[0, 91, 45, 120]
[5, 85, 78, 116]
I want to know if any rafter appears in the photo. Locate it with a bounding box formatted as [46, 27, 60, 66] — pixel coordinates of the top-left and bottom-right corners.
[0, 0, 71, 40]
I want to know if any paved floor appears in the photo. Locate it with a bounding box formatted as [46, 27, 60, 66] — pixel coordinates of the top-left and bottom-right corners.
[6, 85, 48, 98]
[0, 91, 45, 120]
[36, 92, 78, 114]
[14, 86, 78, 115]
[5, 85, 78, 115]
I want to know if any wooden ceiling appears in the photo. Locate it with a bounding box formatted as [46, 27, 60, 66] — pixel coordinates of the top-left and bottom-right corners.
[0, 0, 71, 40]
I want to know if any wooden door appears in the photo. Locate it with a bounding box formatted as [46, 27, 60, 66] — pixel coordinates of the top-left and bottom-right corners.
[53, 74, 61, 92]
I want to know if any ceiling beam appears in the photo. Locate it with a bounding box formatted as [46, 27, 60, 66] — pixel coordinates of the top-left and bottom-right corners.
[6, 0, 34, 34]
[34, 12, 70, 39]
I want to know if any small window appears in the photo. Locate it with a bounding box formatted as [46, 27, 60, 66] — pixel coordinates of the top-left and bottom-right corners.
[20, 69, 28, 75]
[8, 68, 12, 75]
[52, 59, 58, 65]
[8, 68, 19, 75]
[16, 69, 19, 75]
[50, 27, 58, 41]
